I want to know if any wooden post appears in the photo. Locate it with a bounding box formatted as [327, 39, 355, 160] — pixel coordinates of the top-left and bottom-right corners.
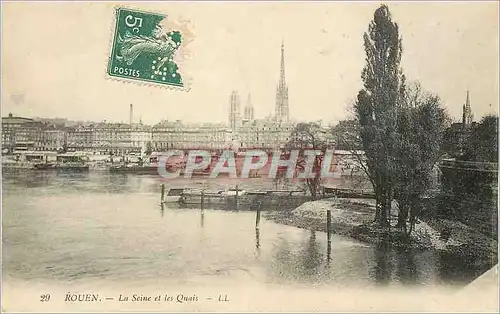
[235, 185, 239, 211]
[161, 184, 165, 202]
[255, 202, 261, 229]
[326, 209, 332, 240]
[201, 189, 205, 212]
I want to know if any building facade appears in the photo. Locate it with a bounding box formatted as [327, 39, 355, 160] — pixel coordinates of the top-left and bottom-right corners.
[66, 123, 151, 155]
[237, 118, 294, 150]
[152, 120, 232, 151]
[2, 114, 67, 153]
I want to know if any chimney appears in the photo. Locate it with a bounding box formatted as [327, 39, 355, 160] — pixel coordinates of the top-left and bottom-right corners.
[129, 104, 133, 125]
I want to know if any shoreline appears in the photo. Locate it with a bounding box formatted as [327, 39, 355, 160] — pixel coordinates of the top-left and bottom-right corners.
[264, 198, 498, 264]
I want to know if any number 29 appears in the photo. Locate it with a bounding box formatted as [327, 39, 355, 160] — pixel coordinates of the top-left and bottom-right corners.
[40, 294, 51, 302]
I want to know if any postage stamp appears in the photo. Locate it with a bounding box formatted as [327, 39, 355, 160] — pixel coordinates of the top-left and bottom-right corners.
[2, 1, 499, 313]
[107, 7, 187, 89]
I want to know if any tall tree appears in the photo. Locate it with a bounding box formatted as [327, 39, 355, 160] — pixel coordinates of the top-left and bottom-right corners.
[355, 4, 404, 226]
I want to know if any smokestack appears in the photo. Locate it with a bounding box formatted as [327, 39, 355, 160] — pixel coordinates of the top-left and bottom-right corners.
[129, 104, 133, 125]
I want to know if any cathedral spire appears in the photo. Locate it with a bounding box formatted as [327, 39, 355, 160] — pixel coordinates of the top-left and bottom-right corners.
[279, 39, 286, 89]
[275, 41, 289, 122]
[464, 90, 473, 125]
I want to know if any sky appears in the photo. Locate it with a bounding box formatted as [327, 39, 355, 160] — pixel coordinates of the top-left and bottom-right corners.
[2, 1, 498, 125]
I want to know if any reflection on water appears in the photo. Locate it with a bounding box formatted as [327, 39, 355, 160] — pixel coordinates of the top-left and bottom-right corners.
[2, 171, 489, 288]
[373, 238, 393, 285]
[327, 235, 332, 264]
[255, 228, 261, 252]
[396, 246, 418, 285]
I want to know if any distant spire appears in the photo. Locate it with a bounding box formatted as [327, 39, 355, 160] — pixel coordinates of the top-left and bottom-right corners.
[275, 40, 289, 122]
[279, 40, 286, 89]
[464, 90, 473, 125]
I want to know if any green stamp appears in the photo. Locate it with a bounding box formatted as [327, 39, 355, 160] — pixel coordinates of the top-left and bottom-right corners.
[108, 7, 185, 88]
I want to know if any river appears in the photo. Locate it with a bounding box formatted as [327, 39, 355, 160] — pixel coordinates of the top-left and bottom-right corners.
[1, 170, 488, 311]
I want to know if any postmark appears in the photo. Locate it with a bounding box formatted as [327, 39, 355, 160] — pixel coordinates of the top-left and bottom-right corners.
[107, 7, 188, 89]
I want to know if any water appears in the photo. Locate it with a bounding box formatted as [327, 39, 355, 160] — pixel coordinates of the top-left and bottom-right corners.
[2, 171, 486, 290]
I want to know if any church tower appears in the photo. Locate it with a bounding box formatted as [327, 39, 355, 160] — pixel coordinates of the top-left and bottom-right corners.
[275, 41, 289, 122]
[244, 94, 255, 120]
[229, 90, 241, 131]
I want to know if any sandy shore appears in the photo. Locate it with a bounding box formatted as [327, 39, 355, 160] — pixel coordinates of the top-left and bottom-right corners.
[264, 198, 498, 261]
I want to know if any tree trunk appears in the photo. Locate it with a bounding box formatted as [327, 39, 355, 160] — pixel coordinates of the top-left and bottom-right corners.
[382, 201, 389, 227]
[408, 198, 420, 235]
[379, 189, 389, 227]
[387, 188, 393, 229]
[396, 197, 408, 229]
[374, 201, 381, 223]
[374, 183, 384, 223]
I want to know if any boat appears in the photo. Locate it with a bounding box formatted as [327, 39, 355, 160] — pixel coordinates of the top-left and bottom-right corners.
[164, 188, 185, 203]
[109, 164, 159, 174]
[177, 187, 311, 209]
[56, 163, 90, 172]
[180, 189, 228, 206]
[1, 161, 35, 170]
[33, 163, 57, 170]
[55, 153, 90, 172]
[224, 187, 247, 196]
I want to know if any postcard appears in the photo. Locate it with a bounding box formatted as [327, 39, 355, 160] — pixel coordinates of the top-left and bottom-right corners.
[1, 1, 498, 312]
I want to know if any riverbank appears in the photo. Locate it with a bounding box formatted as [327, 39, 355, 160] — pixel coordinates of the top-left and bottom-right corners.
[265, 198, 497, 262]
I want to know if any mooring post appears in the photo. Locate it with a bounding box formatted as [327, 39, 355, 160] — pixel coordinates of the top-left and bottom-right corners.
[255, 202, 261, 229]
[235, 184, 239, 211]
[326, 209, 332, 240]
[161, 184, 165, 202]
[201, 189, 205, 212]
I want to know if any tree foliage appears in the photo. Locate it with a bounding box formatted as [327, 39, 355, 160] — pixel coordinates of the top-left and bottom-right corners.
[461, 115, 499, 163]
[393, 83, 449, 234]
[286, 122, 330, 200]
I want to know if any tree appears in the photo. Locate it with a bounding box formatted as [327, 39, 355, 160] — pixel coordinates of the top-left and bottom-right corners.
[286, 122, 330, 200]
[461, 114, 499, 162]
[331, 119, 363, 151]
[393, 82, 449, 235]
[273, 168, 290, 190]
[355, 4, 404, 226]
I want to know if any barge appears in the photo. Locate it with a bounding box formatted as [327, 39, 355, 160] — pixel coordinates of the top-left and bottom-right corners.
[175, 188, 311, 209]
